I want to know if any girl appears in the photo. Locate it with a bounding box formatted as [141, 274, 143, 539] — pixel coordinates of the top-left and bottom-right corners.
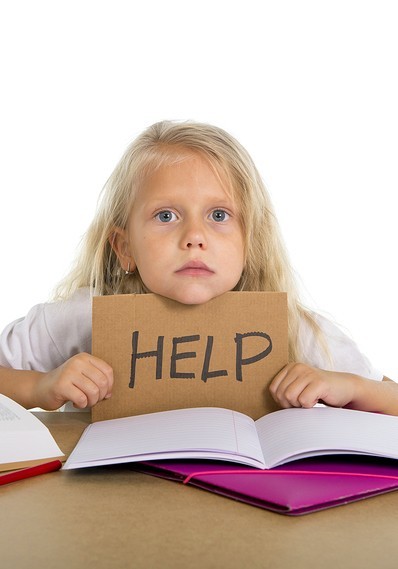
[0, 120, 397, 413]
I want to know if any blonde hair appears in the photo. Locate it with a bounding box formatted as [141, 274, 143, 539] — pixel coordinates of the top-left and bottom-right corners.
[55, 120, 322, 361]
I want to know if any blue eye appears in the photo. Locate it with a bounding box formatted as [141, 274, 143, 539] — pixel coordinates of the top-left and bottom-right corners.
[211, 209, 229, 222]
[156, 210, 176, 223]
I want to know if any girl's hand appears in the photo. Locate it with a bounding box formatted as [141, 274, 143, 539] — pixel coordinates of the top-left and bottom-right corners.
[269, 363, 358, 409]
[33, 353, 114, 410]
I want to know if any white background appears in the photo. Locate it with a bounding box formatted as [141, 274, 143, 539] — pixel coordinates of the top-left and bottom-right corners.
[0, 0, 397, 378]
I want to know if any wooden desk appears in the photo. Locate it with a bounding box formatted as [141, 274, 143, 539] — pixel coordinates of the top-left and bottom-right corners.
[1, 413, 398, 569]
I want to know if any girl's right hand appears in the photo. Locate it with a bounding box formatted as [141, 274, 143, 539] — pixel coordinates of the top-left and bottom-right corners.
[33, 353, 114, 410]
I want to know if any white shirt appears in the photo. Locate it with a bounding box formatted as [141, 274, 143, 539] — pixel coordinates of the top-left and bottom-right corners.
[0, 287, 383, 381]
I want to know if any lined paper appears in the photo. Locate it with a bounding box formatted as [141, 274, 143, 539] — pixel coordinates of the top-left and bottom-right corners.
[63, 407, 265, 469]
[255, 406, 398, 468]
[64, 404, 398, 472]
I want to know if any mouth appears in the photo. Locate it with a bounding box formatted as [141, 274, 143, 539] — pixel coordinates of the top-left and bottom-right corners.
[175, 260, 215, 277]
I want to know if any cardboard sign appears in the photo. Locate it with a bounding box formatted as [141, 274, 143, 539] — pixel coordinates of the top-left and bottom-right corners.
[91, 292, 288, 422]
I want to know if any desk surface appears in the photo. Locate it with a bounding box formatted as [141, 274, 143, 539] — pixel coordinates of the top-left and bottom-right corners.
[2, 412, 398, 569]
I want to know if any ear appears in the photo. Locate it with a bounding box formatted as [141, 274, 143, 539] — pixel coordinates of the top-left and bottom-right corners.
[109, 227, 136, 273]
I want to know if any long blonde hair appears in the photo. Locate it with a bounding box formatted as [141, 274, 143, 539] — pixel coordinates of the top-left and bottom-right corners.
[56, 120, 320, 361]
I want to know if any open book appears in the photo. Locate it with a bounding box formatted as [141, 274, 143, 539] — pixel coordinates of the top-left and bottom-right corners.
[0, 394, 64, 471]
[63, 405, 398, 471]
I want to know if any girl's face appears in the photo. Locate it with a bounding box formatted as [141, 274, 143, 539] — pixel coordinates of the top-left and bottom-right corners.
[114, 152, 245, 304]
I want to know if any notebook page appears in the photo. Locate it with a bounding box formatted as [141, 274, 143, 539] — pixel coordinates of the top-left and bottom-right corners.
[255, 406, 398, 468]
[0, 395, 64, 464]
[64, 407, 265, 469]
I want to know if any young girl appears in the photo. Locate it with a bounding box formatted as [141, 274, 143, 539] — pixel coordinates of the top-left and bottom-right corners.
[0, 120, 397, 413]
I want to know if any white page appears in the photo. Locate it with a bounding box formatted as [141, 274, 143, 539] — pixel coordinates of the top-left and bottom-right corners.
[255, 406, 398, 468]
[0, 395, 64, 464]
[63, 407, 265, 470]
[0, 396, 44, 431]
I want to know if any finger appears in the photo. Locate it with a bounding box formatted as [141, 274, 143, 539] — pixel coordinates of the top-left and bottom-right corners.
[68, 354, 113, 402]
[269, 363, 297, 394]
[270, 364, 307, 406]
[276, 377, 312, 408]
[289, 381, 322, 409]
[71, 372, 108, 407]
[81, 362, 112, 402]
[58, 384, 89, 409]
[279, 371, 329, 409]
[85, 356, 114, 398]
[271, 367, 317, 408]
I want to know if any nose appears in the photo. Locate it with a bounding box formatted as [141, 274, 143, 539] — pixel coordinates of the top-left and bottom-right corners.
[180, 218, 207, 250]
[187, 239, 203, 248]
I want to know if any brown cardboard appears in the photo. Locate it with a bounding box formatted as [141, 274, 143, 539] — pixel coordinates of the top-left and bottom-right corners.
[91, 291, 288, 422]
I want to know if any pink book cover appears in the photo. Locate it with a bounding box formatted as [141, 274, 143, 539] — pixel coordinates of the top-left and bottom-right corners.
[132, 456, 398, 515]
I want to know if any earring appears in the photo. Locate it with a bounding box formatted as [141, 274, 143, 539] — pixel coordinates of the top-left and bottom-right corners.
[125, 262, 134, 275]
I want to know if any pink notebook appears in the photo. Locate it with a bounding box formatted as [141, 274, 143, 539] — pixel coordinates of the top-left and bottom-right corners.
[133, 456, 398, 515]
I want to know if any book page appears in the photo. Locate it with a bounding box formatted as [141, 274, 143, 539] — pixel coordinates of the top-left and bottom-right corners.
[255, 406, 398, 468]
[0, 400, 20, 422]
[63, 407, 265, 470]
[0, 396, 44, 431]
[0, 395, 64, 468]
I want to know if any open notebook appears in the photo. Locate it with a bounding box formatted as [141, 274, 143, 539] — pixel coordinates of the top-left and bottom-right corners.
[63, 405, 398, 470]
[63, 405, 398, 515]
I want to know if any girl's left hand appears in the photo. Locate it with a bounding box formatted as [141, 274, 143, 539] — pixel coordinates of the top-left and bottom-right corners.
[269, 363, 358, 409]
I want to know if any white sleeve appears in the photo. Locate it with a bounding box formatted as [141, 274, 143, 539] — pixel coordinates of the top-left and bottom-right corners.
[0, 288, 92, 372]
[299, 313, 384, 381]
